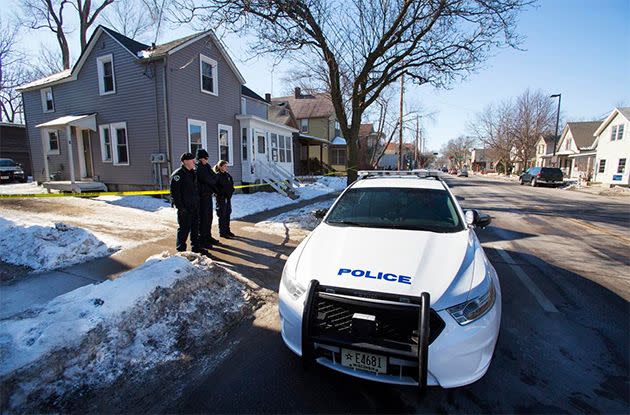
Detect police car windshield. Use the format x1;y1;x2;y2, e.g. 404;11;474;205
326;187;464;232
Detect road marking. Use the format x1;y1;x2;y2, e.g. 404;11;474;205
495;248;559;313
562;217;630;245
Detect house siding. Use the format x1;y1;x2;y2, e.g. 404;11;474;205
167;35;242;182
594;112;630;186
22;30;167;188
243;96;268;119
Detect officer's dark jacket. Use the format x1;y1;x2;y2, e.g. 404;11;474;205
196;162;218;196
215;171;234;198
170;166;200;210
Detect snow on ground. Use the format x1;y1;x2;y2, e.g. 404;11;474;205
0;218;114;271
0;182;47;195
0;252;259;412
96;195;174;219
243;199;335;238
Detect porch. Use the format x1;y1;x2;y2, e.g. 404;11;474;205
293;133;329;175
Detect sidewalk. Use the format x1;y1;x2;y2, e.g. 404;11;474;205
0;193;338;319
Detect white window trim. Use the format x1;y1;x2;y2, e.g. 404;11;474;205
199;54;218;96
300;118;309;133
111;121;129;166
99;124;112;162
44;128;60;155
41;87;55;113
97;54;116;96
218;123;234;166
187;118;208;154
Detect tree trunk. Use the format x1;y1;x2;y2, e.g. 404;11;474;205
58;31;70;69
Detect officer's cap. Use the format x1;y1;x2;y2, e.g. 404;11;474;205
180;152;195;161
196;149;209;159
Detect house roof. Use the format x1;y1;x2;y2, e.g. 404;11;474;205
593;107;630;137
241;85;268;104
18;25;246;91
271;93;335;119
384;142;416;153
564;121;601;149
268;101;298;129
359;123;374;137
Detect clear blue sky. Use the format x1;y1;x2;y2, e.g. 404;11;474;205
4;0;629;151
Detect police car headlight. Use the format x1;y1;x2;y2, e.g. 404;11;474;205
447;281;496;325
281;263;306;300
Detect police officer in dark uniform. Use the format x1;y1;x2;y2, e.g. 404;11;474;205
196;148;220;247
213;159;235;238
170;152;202;252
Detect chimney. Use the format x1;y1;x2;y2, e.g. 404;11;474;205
151;42;156;50
294;87;301;98
265;93;271;103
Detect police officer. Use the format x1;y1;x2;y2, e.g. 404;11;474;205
213;160;235;238
170;152;202;252
196;148;220;247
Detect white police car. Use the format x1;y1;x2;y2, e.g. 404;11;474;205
279;170;501;388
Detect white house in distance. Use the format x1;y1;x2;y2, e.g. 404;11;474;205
553;121;600;180
592;107;629;186
533;135;555;167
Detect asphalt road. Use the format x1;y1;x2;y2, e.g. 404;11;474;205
168;176;629;413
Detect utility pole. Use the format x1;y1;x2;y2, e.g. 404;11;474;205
414;115;419;168
550;93;561;166
398;74;404;170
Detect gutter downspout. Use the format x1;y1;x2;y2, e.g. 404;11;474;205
162;57;172;179
152;62;163;189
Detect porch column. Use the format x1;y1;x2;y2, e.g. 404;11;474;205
320;144;323;172
40;130;50;181
66;125;76;185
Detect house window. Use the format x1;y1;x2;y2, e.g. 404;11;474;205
188;119;207;156
618;158;626;174
257;133;266;153
334;120;341;137
565;138;571;150
241;127;248;161
270;133;278;162
598;159;606;173
46;129;60;155
241;97;247;114
278;135;286;162
200;54;218;95
617;125;624;141
218;124;233;165
99;124;112;162
97;54;116;95
41;87;54;112
111;122;129;165
331;147;347;165
285;135;292;163
300;118;308;133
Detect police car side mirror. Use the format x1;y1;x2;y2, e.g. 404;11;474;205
465;210;492;228
313;208;328;219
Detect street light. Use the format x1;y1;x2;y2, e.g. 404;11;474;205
550;94;561;158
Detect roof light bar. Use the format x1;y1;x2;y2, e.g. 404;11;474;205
357;169;443;180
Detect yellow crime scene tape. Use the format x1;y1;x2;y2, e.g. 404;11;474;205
0;170;350;199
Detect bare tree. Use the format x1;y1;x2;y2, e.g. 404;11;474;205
510;89;555;168
469;100;517;174
74;0;116;51
102;0;154;40
32;44;66;78
441;136;475;169
171;0;532;183
20;0;72;69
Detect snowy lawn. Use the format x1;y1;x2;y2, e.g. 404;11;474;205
0;182;47;195
0;252;261;412
0;218;115;271
244;199;335;238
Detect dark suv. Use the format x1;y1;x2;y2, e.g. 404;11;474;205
0;158;27;183
519;167;563;187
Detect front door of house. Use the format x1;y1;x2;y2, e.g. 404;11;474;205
255;130;268;164
80;129;93;178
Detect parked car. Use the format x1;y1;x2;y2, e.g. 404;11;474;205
457;169;469;177
519;167;563;187
0;158;27;183
448;168;458;175
441;167;448;173
279;170;501;389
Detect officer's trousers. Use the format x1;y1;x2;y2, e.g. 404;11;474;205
199;195;214;244
176;208;200;251
215;195;232;235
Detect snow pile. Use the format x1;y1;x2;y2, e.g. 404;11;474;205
296;176;347;199
0;252;258;412
599;185;630;197
96;195;174;218
0;219;114;271
245;200;334;238
0;182;47;195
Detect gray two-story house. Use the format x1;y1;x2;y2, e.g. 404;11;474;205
19;25;265;191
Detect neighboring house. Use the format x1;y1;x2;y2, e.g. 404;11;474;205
357;123;383;169
533;135;556;167
554;121;601;180
378;142;416;169
272;88;345;173
0;123;32;177
470;148;498;172
18;25;295;192
592;107;630;186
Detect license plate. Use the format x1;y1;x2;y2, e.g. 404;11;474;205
0;176;8;179
341;348;387;374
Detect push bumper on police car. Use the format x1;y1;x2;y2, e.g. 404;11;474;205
279;274;500;388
